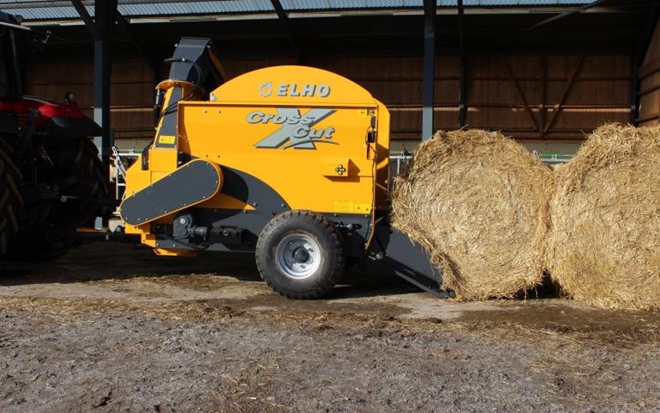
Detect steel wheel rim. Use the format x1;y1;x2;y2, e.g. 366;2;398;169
275;233;322;280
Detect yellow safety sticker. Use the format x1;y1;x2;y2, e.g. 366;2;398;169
333;201;372;213
158;135;176;145
333;201;354;213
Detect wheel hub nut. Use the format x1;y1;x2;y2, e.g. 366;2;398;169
293;247;309;262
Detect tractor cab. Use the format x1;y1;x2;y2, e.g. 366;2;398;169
0;11;25;102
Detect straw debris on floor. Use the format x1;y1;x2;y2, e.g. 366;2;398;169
547;123;660;310
391;129;553;300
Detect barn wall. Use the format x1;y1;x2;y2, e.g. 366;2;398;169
638;20;660;127
26;53;631;152
318;54;630;147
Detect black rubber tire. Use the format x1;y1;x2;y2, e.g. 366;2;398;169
47;138;109;228
4;222;76;261
255;210;345;299
0;143;22;255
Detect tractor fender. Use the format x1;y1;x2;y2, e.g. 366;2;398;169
39;115;102;145
0;96;103;143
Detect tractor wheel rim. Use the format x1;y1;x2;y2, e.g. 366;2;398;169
276;233;321;280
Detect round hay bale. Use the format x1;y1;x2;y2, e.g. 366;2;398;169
547;123;660;310
391;129;553;300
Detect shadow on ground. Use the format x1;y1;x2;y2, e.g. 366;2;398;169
0;242;421;300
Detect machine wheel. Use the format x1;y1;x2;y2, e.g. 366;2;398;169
47;138;109;228
256;210;345;299
0;144;22;255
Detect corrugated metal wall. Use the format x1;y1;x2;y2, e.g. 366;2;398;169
26;52;631;150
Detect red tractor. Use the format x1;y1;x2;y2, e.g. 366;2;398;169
0;11;108;259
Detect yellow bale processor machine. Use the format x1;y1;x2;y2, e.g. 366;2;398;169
120;38;443;299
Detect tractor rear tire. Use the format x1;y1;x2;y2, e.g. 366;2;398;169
47;138;109;228
0;144;22;255
256;210;345;299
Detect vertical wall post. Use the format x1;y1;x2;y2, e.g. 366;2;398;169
93;0;117;167
540;56;547;138
422;0;436;141
93;0;117;227
631;3;660;125
457;0;467;127
630;63;639;124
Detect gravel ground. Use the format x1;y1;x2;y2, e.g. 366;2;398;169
1;243;660;412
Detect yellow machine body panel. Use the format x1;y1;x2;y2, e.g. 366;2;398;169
178;65;390;214
122;64;391;249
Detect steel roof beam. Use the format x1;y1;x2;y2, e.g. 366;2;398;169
2;0;240;7
4;0;599;9
270;0;302;63
70;0;98;38
526;0;610;30
115;12;159;74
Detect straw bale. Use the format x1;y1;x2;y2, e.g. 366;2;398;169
547;123;660;310
391;129;553;300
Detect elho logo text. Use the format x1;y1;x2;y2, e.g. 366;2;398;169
258;82;331;98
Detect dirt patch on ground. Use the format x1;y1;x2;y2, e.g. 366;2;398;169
1;243;659;412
